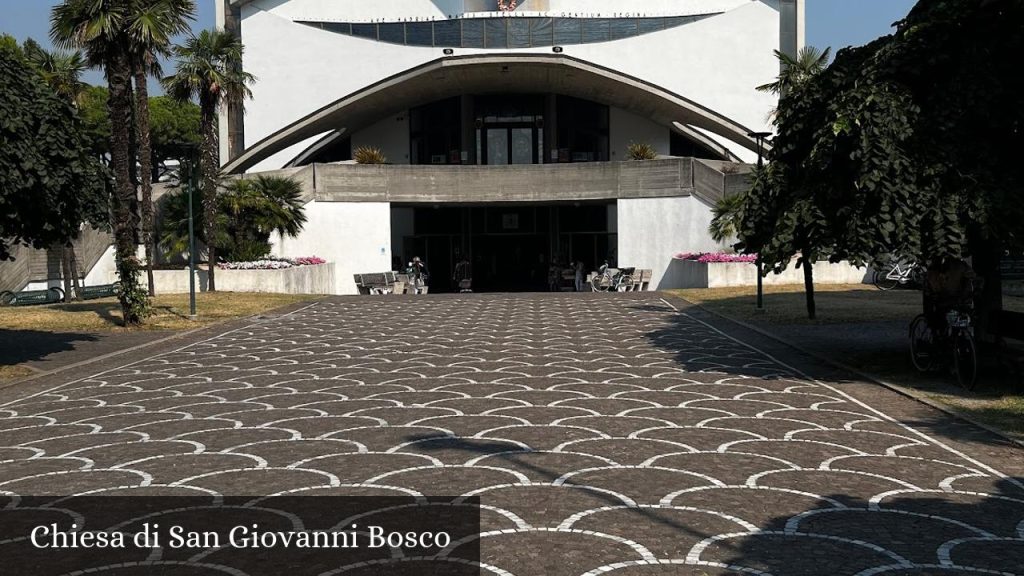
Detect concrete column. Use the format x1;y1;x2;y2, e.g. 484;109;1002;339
544;93;558;164
461;95;475;165
779;0;806;59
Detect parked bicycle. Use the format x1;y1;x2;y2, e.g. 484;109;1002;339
591;263;635;293
909;286;978;390
874;257;924;291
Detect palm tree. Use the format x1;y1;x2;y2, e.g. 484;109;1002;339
756;46;831;97
127;0;195;297
52;0;150;324
221;175;307;261
708;191;746;244
164;29;254;291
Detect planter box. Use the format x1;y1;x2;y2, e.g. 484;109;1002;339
152;263;335;295
662;259;869;289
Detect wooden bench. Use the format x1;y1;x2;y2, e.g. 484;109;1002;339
79;283;119;301
0;287;64;306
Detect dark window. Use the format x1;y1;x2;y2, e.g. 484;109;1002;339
409;97;463;166
509;19;530;48
351;23;377;40
638;18;665;34
434;19;461;47
530;18;553;46
581;19;610;44
379;22;405;44
406;22;433;46
553;18;581;45
322;22;351;35
609;19;637;40
485;18;507;48
462;19;484;48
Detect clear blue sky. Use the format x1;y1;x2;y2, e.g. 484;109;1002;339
0;0;916;92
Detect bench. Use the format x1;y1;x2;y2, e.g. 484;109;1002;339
0;287;65;306
79;283;119;301
1000;258;1024;280
354;272;399;295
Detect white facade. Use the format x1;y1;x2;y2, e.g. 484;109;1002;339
215;0;800;294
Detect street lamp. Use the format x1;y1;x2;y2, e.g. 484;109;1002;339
171;142;200;321
747;131;773;311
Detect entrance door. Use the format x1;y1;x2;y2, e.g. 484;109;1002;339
482;124;537;165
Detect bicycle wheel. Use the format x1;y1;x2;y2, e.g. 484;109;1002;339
874;267;900;291
909;314;937;373
953;329;978;391
591;274;611;292
0;291;13;306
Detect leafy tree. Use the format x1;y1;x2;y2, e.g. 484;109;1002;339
739;0;1024;322
164;29;255;291
52;0;150;324
0;41;107;262
149;95;200;176
159;175;306;262
78;85;112;157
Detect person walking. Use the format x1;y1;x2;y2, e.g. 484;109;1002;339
407;256;429;295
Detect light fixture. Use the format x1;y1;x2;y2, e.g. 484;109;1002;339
552;46;564;53
443;48;454;55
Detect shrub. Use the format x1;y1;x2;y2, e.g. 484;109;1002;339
219;256;326;270
354;145;387;164
626;142;657;161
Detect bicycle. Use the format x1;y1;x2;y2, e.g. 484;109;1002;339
591;264;635;293
909;307;978;390
874;258;924;291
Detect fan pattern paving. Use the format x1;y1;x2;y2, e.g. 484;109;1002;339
1;294;1022;575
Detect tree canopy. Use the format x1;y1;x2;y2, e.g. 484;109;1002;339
740;0;1024;276
0;39;107;260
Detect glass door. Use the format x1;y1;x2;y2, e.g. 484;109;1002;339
486;129;509;165
510;128;534;165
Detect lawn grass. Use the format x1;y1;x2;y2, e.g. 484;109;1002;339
665;283;1024;442
0;365;37;382
666;283;922;324
0;292;322;333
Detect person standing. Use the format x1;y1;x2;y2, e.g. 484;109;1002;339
407;257;429;295
575;261;585;292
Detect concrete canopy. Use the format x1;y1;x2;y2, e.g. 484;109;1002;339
223;53;766;174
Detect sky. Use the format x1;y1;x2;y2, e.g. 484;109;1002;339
0;0;916;92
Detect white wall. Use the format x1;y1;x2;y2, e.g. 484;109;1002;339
617;196;730;290
240;1;778;171
270;201;392;294
351;114;411;165
609;107;670;160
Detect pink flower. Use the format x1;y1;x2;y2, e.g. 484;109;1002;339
674;252;757;264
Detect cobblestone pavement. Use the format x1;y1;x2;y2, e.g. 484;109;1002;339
1;294;1022;575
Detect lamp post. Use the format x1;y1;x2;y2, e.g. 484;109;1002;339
172;143;200;321
747;131;773;311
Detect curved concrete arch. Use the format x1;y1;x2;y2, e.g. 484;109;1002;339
224;53;765;174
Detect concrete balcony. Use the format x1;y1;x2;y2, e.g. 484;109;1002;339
249;157;750;205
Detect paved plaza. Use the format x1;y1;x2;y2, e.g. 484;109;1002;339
1;293;1022;575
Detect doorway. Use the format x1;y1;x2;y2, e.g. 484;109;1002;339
483;124;539;165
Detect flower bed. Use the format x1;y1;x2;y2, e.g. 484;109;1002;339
674;252;757;264
219;256;326;270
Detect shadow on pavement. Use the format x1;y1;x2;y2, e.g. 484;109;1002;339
0;329;99;367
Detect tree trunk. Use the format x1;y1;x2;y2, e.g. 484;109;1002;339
970;233;1003;342
59;244;72;303
199;94;219;291
134;63;156;297
803;254;817;320
106;47;145;325
69;242;82;299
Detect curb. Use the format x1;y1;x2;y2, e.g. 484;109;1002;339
0;299;322;393
667;295;1024;451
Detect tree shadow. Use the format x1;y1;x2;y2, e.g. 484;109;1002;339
708;477;1024;575
640;298;1024;449
0;329;99;367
